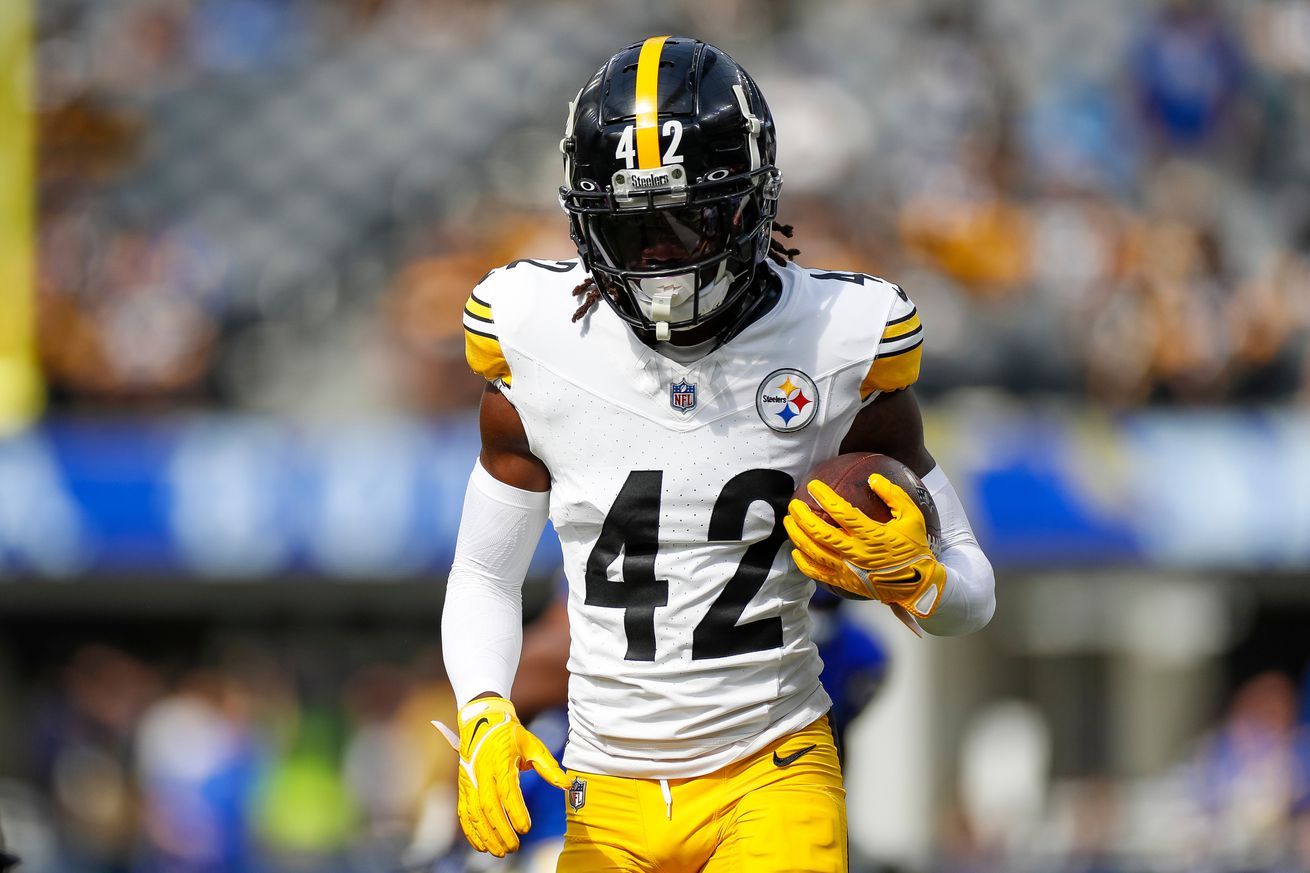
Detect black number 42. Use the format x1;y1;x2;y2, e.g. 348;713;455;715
584;469;794;661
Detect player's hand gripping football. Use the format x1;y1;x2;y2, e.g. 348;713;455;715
785;474;947;618
432;696;570;857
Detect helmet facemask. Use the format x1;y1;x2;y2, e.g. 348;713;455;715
581;187;769;340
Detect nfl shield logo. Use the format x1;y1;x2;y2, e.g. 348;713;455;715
670;380;697;413
568;777;587;811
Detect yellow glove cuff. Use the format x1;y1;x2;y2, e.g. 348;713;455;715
861;555;948;618
784;474;947;617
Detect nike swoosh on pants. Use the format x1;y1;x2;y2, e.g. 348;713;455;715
772;744;818;767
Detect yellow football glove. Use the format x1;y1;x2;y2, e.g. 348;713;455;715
432;696;570;857
784;473;948;619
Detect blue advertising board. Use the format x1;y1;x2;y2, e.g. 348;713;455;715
1;410;1308;578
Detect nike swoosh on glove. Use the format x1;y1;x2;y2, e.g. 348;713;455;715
784;473;948;619
432;696;570;857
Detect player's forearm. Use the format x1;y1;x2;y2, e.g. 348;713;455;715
441;461;549;706
917;466;996;636
442;574;523;706
918;540;995;635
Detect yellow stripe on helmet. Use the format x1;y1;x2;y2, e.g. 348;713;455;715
634;35;670;169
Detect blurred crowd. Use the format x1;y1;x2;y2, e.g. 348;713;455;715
0;588;889;873
1;638;461;873
935;669;1310;873
4;635;1310;873
30;0;1310;413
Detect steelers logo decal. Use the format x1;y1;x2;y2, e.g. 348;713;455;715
756;368;820;433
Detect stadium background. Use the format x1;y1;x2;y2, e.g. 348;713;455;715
2;0;1310;870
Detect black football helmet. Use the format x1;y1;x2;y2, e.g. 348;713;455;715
560;36;782;341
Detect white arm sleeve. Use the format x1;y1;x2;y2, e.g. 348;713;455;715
915;465;996;636
440;460;550;707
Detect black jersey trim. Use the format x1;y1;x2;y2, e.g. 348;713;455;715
884;307;919;327
875;337;923;359
463;324;500;341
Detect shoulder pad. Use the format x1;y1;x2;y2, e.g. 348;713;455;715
462;259;583;385
463;270;511;386
859;285;923;400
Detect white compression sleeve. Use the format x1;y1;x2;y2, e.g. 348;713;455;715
916;465;996;636
441;460;550;707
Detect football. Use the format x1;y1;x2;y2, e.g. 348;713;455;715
792;452;941;600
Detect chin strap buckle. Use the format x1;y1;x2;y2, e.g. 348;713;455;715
650;292;674;341
649;293;673;322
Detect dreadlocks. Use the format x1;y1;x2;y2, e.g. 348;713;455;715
571;276;603;323
768;222;799;266
569;221;800;323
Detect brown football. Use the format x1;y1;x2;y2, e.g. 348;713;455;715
792;452;940;600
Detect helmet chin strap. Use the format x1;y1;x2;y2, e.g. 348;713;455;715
636;273;696;342
634;262;734;342
649;291;675;341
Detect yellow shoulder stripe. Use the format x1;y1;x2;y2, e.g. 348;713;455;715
463;290;509;384
861;343;922;399
465;329;511;386
881;312;921;342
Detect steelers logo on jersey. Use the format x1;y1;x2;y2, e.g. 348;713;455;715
756;368;819;432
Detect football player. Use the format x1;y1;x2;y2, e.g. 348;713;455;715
436;36;996;872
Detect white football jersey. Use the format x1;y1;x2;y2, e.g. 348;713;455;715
463;258;923;778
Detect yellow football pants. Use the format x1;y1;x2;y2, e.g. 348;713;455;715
557;716;847;872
